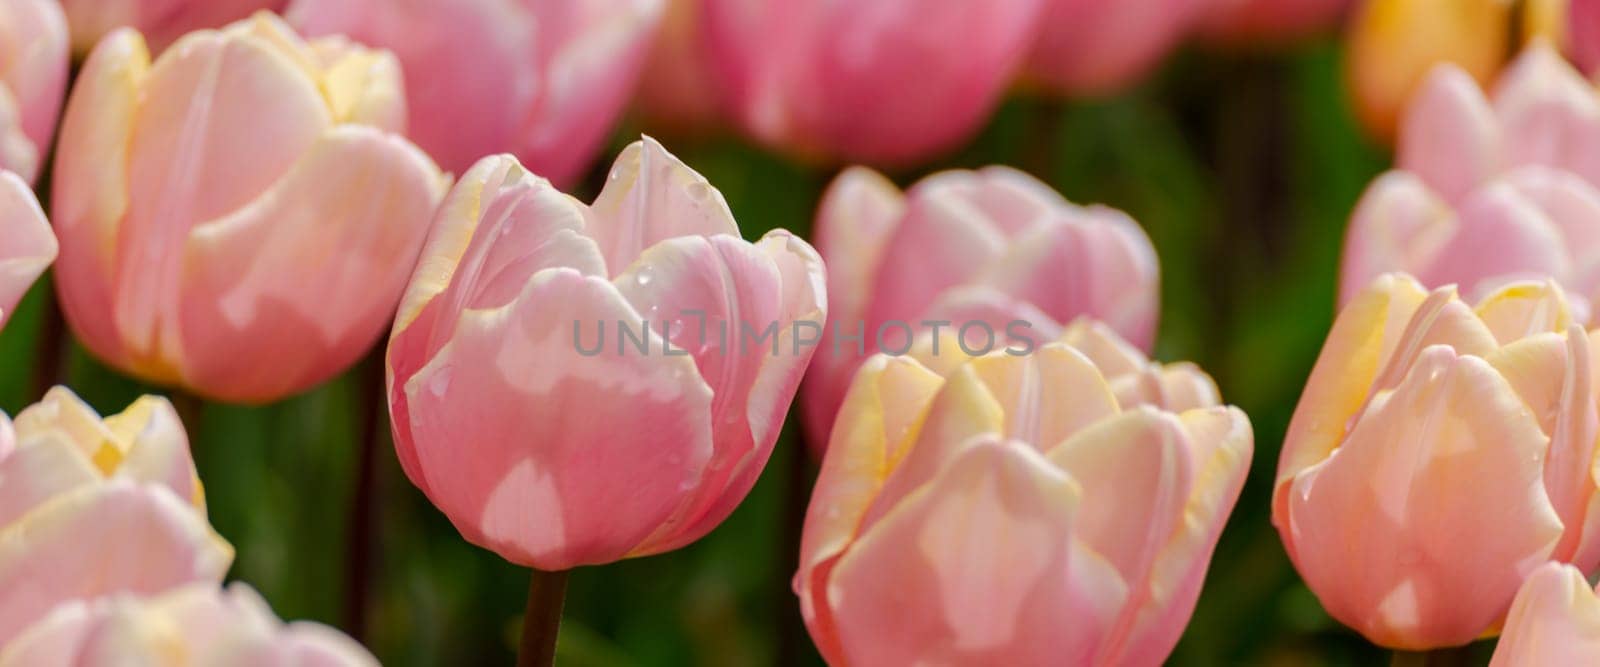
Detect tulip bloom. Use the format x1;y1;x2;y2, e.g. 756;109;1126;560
635;0;723;134
699;0;1043;165
0;582;374;666
1197;0;1349;44
288;0;663;183
0;0;67;183
57;0;280;54
1276;274;1600;649
1342;46;1600;312
0;171;56;329
51;14;447;403
0;387;231;645
1575;0;1600;73
1489;562;1600;665
801;166;1158;453
1025;0;1203;95
796;322;1252;666
387;138;826;570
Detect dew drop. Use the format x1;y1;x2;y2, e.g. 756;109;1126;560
636;271;653;287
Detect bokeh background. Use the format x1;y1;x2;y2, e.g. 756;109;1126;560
2;34;1429;667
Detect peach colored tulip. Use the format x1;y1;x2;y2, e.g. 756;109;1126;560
288;0;663;183
796;322;1252;666
1342;46;1600;313
0;582;375;666
1197;0;1349;44
51;14;448;403
699;0;1044;165
0;171;56;329
1025;0;1205;95
57;0;281;54
1276;274;1600;649
0;0;67;183
387;137;826;570
1489;562;1600;666
1345;0;1511;141
635;0;723;134
0;387;231;646
800;166;1158;453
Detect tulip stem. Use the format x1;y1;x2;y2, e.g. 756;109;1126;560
29;278;65;399
1389;645;1476;666
342;349;387;640
517;568;569;667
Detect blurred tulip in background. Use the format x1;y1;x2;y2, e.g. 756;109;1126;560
1276;275;1600;649
1488;562;1600;666
1025;0;1205;95
387;137;825;570
0;582;376;666
57;0;281;54
635;0;724;135
801;166;1158;453
1574;0;1600;72
1197;0;1350;44
1342;46;1600;312
796;323;1251;665
698;0;1043;165
0;0;67;183
50;14;447;403
0;388;231;645
0;171;54;329
288;0;664;184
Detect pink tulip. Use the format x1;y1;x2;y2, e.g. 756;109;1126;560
50;14;448;403
635;0;724;134
1276;274;1600;649
0;582;375;666
387;137;826;570
699;0;1044;165
801;166;1158;453
796;322;1252;666
0;171;56;329
0;387;231;646
1342;45;1600;313
1025;0;1205;95
57;0;281;54
1489;562;1600;666
287;0;664;183
0;0;67;183
1197;0;1350;44
1573;0;1600;74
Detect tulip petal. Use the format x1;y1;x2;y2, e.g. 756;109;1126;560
1398;65;1502;203
1502;167;1600;304
1489;563;1600;666
1415;183;1572;300
0;431;99;528
0;171;55;328
586;137;740;275
1285;346;1562;648
1340;172;1453;306
401;268;713;569
829;438;1119;666
1493;42;1600;188
1472;280;1574;345
865;173;1011;331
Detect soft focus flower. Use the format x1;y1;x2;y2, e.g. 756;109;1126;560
0;582;375;666
801;166;1158;453
51;14;448;403
795;322;1251;666
699;0;1043;165
58;0;281;55
288;0;663;182
635;0;723;135
387;137;826;570
0;0;67;183
1342;47;1600;311
1575;0;1600;73
1025;0;1204;95
0;387;231;646
1197;0;1350;44
0;171;56;329
1489;562;1600;666
1276;274;1600;649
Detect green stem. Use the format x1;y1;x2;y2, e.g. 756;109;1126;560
516;568;569;667
1390;645;1476;667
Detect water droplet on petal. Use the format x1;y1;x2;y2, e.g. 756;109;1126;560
636;271;653;287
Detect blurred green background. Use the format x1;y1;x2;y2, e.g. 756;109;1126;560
0;37;1463;666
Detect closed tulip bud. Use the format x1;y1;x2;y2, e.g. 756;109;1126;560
1277;274;1600;649
51;13;448;403
796;323;1252;666
1345;0;1510;141
288;0;664;183
0;0;67;183
1342;46;1600;312
699;0;1044;165
0;387;231;646
0;171;56;329
1025;0;1205;95
1489;562;1600;666
1197;0;1351;45
801;166;1158;454
387;138;826;570
57;0;281;55
0;582;375;666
